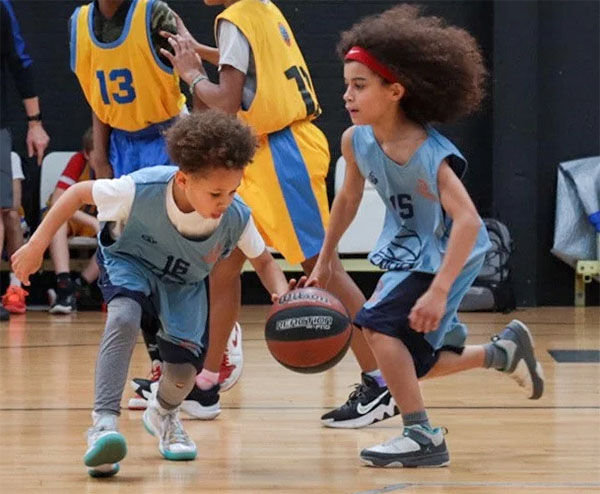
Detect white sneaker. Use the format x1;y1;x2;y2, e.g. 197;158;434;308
360;424;449;468
143;397;197;461
84;412;127;477
219;322;243;392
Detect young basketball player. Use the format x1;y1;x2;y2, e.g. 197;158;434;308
150;0;399;429
69;0;184;179
308;5;545;467
11;110;301;477
71;0;244;403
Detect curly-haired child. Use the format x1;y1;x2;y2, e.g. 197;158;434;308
309;5;544;468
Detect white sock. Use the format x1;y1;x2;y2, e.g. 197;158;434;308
9;272;21;287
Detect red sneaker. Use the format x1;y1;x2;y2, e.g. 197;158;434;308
1;285;28;314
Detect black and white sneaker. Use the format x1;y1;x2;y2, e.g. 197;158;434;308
360;424;450;468
491;319;545;399
131;379;221;420
48;284;77;314
321;373;399;428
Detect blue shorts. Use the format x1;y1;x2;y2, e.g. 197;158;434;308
96;247;209;358
109;118;177;178
354;258;483;377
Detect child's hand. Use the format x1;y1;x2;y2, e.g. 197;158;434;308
271;276;318;303
160;34;204;85
408;286;448;333
306;258;331;289
11;243;44;286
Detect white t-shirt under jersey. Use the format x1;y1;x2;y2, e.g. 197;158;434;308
91;175;265;259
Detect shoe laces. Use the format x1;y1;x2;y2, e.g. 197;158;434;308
164;412;191;446
344;382;369;405
149;362;162;382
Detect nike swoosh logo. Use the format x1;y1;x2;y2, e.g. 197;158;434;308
356;390;389;415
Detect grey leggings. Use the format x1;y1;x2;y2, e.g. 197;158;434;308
93;296;197;415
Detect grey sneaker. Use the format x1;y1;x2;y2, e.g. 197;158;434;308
143;397;197;461
491;319;545;399
360;424;450;468
84;412;127;477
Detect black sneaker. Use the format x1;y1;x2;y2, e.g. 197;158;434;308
49;280;77;314
0;304;9;321
130;379;221;420
321;373;399;429
75;276;102;311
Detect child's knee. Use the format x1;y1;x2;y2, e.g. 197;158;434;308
157;362;197;409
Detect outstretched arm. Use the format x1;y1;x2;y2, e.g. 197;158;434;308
248;249;290;301
308;127;365;287
11;181;95;284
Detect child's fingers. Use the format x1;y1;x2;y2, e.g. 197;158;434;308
159;29;174;39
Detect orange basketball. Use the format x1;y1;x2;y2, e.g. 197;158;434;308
265;287;352;373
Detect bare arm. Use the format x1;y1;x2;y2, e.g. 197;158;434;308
11;181;95;284
248;249;289;299
431;161;481;293
408;161;482;333
50;188;99;232
91;113;113;178
308;127;364;286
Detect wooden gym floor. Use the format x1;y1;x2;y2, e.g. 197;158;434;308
0;306;598;493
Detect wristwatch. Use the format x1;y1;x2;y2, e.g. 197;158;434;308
26;113;42;122
189;74;208;96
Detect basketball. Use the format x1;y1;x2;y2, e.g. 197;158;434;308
265;287;352;373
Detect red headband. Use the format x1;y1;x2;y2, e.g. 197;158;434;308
344;46;399;83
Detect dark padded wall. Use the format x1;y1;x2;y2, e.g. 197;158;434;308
2;1;597;305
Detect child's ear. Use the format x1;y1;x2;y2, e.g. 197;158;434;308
174;170;188;188
83;150;90;160
389;82;406;102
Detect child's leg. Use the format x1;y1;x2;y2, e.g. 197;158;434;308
423;346;485;378
142;341;200;461
94;297;142;414
85;296;141;477
314;255;401;429
360;327;449;468
426;320;544;399
363;328;424;415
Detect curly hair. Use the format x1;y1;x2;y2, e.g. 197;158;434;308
337;4;487;124
165;110;257;175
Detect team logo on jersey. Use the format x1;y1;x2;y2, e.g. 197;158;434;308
202;242;224;264
278;22;291;46
367;171;379;185
370;226;423;271
417;178;438;202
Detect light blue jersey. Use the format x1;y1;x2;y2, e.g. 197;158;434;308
97;166;250;352
352;126;492;352
352;125;491;273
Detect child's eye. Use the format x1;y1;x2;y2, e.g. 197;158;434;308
210;192;221;198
